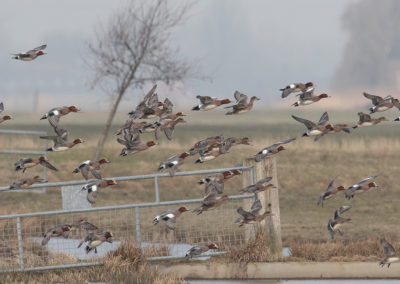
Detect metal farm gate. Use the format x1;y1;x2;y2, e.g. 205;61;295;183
0;165;273;272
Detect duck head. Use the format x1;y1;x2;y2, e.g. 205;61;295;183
73;138;85;144
68;105;79;112
208;243;219;249
99;158;111;164
146;141;157;147
178;206;190;212
106;180;117;186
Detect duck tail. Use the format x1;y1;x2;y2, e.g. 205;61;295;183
291;102;299;107
194;158;202;164
85;245;92;254
225;111;233;115
40;114;47;120
342;128;351;133
317;196;323;207
352;125;358;129
192;105;200;111
72;168;80;173
152;216;160;225
46;148;53;152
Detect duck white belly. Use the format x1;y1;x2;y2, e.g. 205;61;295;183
203;104;217;111
300;100;314;106
387;257;400;264
309;129;322;136
201;155;216;162
88;240;103;248
24;162;37;168
375;106;390;112
360;122;373;127
53;146;69;151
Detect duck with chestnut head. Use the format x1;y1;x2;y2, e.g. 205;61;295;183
152;206;190;230
72;158;111;180
12;44;47;61
225;91;260;115
185;243;219;259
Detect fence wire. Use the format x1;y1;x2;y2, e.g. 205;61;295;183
0;194;253;272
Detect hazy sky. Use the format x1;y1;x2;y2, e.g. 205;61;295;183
0;0;351;110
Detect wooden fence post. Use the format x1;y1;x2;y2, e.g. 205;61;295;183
242;157;282;259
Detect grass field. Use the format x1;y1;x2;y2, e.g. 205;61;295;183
1;108;400;246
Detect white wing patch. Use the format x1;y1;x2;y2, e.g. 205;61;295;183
164;213;174;219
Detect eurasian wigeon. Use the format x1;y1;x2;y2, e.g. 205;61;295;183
363;92;399;113
327;205;352;240
78;232;113;254
40;126;85;152
188;136;223;156
128;85;160;119
254;138;296;162
239;177;275;194
193;193;228;215
152;206;190;230
139;98;173;119
158;152;189;177
344;174;379;199
194;140;233;163
326;124;351;134
192;96;231;111
41;224;71;245
317;177;345;207
292;112;333;141
235;200;274;227
280;82;314;98
155;117;186;140
41;106;79;128
9;176;46;190
379;239;400;268
140;122;162;134
160;112;186;122
353;112;387;128
0;102;12;123
118;133;157;156
114;120;148;136
72;158;110;180
225;91;260;115
291;92;329;107
14;156;58;173
199;170;241;195
185;243;219;259
82;179;117;204
12;44;47;61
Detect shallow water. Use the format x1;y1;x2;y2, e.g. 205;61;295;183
32;237;291;260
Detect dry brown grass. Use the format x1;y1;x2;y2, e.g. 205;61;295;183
286;238;384;262
222;230;274;263
2;243;185;284
1;110;400;267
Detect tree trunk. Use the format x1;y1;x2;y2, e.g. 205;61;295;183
93;91;125;160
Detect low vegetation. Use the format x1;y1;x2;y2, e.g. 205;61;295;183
2;243;184;284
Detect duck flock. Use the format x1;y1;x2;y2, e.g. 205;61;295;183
4;45;400;264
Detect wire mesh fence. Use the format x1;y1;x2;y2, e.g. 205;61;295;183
0;166;256;272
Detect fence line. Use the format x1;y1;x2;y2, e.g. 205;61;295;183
0;164;261;272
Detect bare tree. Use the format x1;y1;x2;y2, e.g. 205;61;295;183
88;0;195;159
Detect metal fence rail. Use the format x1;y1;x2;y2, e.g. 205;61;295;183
0;166;256;272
